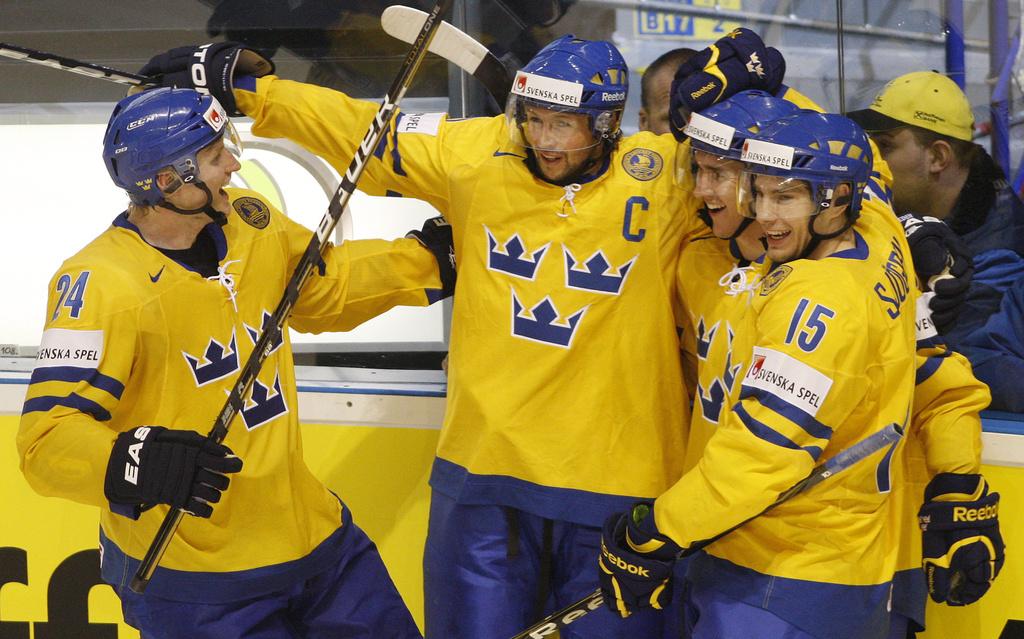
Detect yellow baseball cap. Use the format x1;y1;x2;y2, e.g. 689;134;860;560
848;71;974;141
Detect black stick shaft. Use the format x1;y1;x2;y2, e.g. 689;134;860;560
0;42;151;86
509;423;904;638
128;0;452;593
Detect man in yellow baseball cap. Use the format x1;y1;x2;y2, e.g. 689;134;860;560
851;70;1024;414
848;71;976;218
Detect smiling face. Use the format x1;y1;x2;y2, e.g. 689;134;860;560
692;149;747;239
747;173;852;263
749;174;818;263
160;136;241;214
522;105;602;182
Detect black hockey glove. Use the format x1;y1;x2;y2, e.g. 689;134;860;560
899;213;974;333
669;28;786;140
919;473;1004;606
139;42;274;116
599;503;680;619
406;216;457;299
104;426;243;518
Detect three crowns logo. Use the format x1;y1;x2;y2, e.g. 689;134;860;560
487;227;549;280
563;248;635;295
511;291;588;349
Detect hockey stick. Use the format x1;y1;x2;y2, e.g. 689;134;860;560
0;42;154;87
380;5;512;106
127;0;452;593
510;422;905;639
1;9;513;109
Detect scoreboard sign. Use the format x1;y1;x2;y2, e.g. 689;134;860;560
635;0;742;40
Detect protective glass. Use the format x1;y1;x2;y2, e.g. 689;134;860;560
737;170;821;220
506;96;608;152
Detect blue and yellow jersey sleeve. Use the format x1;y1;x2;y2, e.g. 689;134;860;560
18;259;139;508
237;76;486;219
911;344;987;475
271;198;444;332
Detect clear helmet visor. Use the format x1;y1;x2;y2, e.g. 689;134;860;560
506;95;613;153
222;119;243;160
161;122;243;196
737;170;833;220
689;147;744;199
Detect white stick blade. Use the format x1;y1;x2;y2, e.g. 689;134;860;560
381;5;487;73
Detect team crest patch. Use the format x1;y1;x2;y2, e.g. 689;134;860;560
621;148;663;181
233;197;271;229
759;264;792;296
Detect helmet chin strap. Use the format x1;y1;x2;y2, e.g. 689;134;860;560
158;181;227;226
796;194;856;260
699;207;754;240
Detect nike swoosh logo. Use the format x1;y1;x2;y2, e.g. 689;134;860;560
149;266;165;283
493;150;525;158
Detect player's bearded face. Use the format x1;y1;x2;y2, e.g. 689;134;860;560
693;150;745;238
751;175;817;263
523;106;602;182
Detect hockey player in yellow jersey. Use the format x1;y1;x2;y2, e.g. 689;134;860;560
134;28;792;637
600;112;921;638
673;91;1001;635
674;91;803;467
17;88;456;638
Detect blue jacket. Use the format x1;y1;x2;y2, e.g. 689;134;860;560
962;274;1024;411
944;153;1024;412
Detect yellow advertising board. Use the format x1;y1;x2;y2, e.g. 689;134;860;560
0;416;438;638
2;411;1021;637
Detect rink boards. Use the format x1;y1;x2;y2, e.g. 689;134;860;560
0;376;1021;638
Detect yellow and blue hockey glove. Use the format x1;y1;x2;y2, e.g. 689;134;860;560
139;43;274;116
669;28;785;139
918;473;1004;605
598;503;680;618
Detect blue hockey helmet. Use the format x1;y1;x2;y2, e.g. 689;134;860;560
678;91;801;236
737;111;872;221
506;35;628;152
102;87;240;206
684;90;802;160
